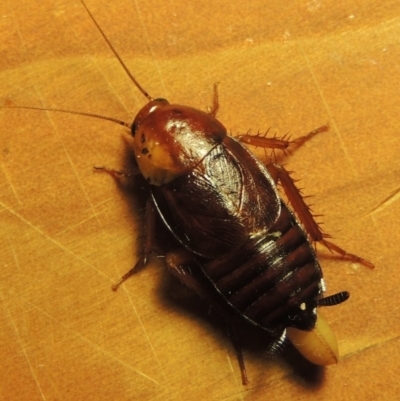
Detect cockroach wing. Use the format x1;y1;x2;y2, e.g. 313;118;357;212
151;136;281;258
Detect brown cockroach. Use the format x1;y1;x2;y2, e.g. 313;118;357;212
4;0;373;385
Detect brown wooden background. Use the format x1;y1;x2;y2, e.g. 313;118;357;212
1;0;399;399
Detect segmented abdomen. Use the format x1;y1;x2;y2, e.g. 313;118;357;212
201;202;323;332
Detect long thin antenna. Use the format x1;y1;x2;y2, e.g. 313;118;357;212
80;0;153;102
3;103;131;128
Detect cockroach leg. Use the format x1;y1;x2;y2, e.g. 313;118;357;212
165;249;218;304
226;321;249;385
94;165;140;178
267;162;374;268
239;126;373;268
267;162;324;242
239;125;329;154
95;163;156;290
319;239;374;268
207;83;220;118
112;198;157;291
290;124;330;148
165;249;249;385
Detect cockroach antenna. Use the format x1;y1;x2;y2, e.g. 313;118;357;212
79;0;153;101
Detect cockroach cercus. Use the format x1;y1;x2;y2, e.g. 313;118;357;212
3;0;373;385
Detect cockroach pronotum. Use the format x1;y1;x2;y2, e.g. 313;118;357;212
3;0;373;385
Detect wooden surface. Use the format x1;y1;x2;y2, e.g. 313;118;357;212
1;0;399;399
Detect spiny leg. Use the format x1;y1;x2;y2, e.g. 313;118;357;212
165;249;249;385
239;125;328;240
267;162;374;268
240;126;373;268
239;124;329;156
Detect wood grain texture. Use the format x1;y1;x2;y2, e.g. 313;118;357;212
1;0;399;399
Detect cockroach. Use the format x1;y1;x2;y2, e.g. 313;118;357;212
4;0;373;385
